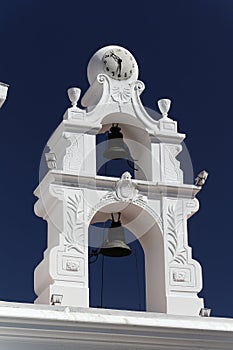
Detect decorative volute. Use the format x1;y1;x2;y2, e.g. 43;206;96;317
34;45;206;317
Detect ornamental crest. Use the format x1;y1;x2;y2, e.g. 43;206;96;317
115;172;138;201
111;86;131;103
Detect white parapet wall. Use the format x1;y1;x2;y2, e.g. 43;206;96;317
0;302;232;350
0;82;9;108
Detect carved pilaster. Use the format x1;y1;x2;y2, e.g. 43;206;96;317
34;185;88;307
164;198;203;294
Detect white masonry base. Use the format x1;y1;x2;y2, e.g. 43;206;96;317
34;285;89;308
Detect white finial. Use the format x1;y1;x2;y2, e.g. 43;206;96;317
158;98;171;118
67;87;81;107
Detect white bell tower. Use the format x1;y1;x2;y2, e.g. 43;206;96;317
34;45;205;316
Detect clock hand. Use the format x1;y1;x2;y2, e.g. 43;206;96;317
110;52;123;65
117;58;122;75
109;52;122;76
110;52;120;62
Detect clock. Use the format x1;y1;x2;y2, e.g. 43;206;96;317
103;48;135;80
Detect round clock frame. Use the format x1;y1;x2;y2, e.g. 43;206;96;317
103;48;135;81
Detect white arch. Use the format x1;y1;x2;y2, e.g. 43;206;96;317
88;200;166;313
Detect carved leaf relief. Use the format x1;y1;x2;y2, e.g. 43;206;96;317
164;145;182;182
64;193;84;254
63;135;82;173
167;205;187;264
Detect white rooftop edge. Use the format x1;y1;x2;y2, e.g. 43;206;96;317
0;301;232;331
0;302;232;349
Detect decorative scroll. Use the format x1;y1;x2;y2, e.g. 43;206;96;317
50;186;64;199
134;80;145;94
185;198;199;219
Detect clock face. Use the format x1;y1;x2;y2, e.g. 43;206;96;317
103;48;135;80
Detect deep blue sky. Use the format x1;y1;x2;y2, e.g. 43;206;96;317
0;0;232;317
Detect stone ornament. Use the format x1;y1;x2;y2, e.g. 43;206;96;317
67;87;81;107
195;170;208;186
111;86;132;103
163;144;183;183
64;192;84;254
63;134;82;173
97;172;145;206
115;172;138;202
158;98;171;118
167;204;187;264
45;153;57;169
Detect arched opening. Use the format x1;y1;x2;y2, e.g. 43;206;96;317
88;201;166;313
95;113;152;181
89;221;145;311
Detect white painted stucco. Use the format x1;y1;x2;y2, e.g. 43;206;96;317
34;46;206;316
0;302;232;350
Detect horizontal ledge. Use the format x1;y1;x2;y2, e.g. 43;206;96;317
0;302;232;334
34;171;200;198
0;301;232;350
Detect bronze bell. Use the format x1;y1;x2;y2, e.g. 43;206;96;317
100;213;132;257
103;124;134;161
